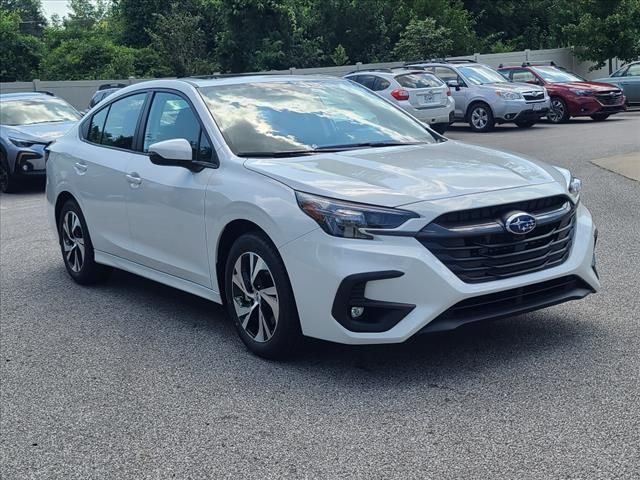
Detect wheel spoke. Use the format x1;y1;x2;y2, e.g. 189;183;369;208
259;286;278;321
255;307;266;342
251;256;267;284
232;269;250;296
240;302;258;329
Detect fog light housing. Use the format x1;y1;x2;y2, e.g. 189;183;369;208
350;306;365;318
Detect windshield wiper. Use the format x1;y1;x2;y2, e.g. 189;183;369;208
236;141;427;158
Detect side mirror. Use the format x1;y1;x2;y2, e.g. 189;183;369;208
148;138;193;168
446;80;461;90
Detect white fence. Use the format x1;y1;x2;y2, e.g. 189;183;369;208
0;47;623;110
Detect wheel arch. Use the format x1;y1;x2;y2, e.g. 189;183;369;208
215;219;272;301
54;191;78;231
465;99;494;122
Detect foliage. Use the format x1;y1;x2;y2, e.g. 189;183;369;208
393;17;453;61
1;0;639;81
0;8;44;81
564;0;640;71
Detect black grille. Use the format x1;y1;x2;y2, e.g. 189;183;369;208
420;275;594;333
523;91;545;102
417;196;576;283
596;91;623;105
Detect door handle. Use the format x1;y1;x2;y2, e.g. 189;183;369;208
126;173;142;186
74;161;87;174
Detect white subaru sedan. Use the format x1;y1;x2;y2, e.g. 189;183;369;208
46;76;599;359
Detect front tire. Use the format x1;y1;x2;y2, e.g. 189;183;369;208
431;122;448;134
548;97;569;123
591;113;610;121
224;232;303;359
58;199;112;284
467;103;495;132
0;154;20;193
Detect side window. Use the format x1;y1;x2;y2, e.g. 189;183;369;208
101;93;146;150
511;69;538;83
627;64;640;77
373;77;390;91
434;67;458;83
87;107;108;143
357;75;377;90
143;92;210;161
198;131;213;162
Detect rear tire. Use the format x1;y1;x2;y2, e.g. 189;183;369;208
224;232;303;359
515;120;536;128
467;103;495;132
590;113;610;121
548;97;569;123
431;122;448;134
58;199;112;285
0;154;20;193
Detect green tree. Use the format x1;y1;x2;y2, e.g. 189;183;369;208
564;0;640;72
147;4;215;76
331;44;349;65
0;8;44;81
393;17;453;61
0;0;46;35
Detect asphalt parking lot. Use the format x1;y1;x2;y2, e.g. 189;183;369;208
2;112;639;479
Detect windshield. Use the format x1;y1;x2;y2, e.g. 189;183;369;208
199;80;436;156
457;65;508;85
532;67;586;83
0;97;80;126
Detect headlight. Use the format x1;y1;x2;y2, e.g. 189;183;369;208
553;166;581;203
495;90;522;100
296;192;419;239
8;137;46;148
570;89;593;96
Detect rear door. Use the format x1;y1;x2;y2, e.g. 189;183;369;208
432;66;467;118
75;92;148;258
125;90;215;287
395;73;447;109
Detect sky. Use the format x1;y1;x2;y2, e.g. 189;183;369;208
42;0;70;20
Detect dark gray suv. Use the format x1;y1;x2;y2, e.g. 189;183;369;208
0;92;80;193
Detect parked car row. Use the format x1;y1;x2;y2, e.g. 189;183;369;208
346;59;634;132
1;61;637;193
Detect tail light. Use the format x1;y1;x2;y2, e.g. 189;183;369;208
447;88;451;96
390;89;410;101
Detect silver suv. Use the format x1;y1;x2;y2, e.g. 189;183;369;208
344;69;455;134
407;60;550;132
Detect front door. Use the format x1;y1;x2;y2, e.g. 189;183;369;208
125;91;216;287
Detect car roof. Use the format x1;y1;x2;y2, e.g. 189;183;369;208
0;92;58;100
345;69;436;78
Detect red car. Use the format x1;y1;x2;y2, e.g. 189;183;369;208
498;64;627;123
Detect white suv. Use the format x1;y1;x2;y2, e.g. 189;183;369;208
46;76;599;359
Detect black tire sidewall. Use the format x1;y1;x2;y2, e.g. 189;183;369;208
58;199;110;284
0;154;16;193
224;233;302;359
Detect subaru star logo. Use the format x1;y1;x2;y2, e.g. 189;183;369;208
504;212;537;235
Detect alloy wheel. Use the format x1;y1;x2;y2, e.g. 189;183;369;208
62;211;85;273
231;252;279;343
548;99;565;123
471;107;489;129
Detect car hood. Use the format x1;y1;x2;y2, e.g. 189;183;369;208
244;141;560;207
482;82;545;93
552;81;621;92
2;120;78;143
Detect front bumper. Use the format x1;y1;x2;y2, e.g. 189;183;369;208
566;95;627;117
279;194;598;345
494;98;551;123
